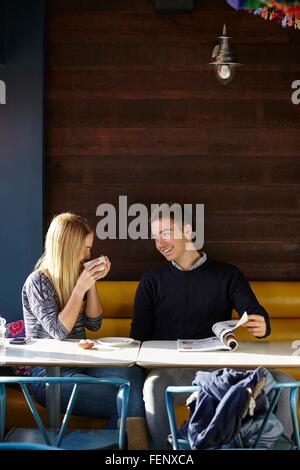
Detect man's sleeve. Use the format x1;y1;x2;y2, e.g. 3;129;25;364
130;275;156;341
229;267;271;338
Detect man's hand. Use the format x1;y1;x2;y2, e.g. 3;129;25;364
242;314;266;338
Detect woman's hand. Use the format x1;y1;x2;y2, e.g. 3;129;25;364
84;257;110;317
242;314;266;338
76;260;104;294
95;256;111;280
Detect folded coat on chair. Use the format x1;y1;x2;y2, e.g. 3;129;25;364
185;367;283;450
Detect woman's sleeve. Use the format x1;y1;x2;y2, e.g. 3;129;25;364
25;272;70;340
83;314;103;331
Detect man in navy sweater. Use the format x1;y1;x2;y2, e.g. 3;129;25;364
130;206;293;449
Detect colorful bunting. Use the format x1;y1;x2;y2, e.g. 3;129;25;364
227;0;300;28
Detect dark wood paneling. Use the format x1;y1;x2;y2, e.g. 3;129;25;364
46;184;300;214
46;0;300;281
208;128;300;157
47;0;156;14
48;70;298;100
47;0;234;14
48;128;300;157
48;43;300;71
47;154;300;184
47;99;300;128
47;11;290;44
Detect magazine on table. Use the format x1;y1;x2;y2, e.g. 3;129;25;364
177;311;248;352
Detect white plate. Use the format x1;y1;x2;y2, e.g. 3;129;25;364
97;337;135;347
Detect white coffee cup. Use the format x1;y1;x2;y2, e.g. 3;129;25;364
83;256;106;271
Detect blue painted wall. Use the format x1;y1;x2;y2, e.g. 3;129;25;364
0;0;44;322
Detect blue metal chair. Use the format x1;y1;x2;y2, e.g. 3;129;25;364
0;376;130;450
0;442;62;450
166;382;300;450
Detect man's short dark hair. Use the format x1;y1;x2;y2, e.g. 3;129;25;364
150;202;196;235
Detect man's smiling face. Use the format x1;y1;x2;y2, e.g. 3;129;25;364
151;217;187;262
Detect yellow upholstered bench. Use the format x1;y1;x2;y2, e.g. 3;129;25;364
93;281;300;426
4;280;300;430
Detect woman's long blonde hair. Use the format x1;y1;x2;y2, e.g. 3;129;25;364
35;213;92;309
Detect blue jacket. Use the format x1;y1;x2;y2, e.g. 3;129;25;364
186;367;283;449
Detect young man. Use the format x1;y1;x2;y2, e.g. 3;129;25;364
130;206;293;449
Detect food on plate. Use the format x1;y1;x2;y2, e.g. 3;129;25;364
78;339;94;349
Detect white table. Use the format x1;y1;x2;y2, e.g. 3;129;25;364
0;338;140;367
0;338;141;428
136;341;300;368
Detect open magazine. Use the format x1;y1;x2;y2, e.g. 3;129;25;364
177;311;248;352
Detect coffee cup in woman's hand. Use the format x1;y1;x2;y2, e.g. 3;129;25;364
96;256;111;281
83;256;106;271
83;255;111;281
95;256;111;280
76;261;103;293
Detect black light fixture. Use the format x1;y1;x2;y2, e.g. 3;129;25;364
210;24;241;85
154;0;194;14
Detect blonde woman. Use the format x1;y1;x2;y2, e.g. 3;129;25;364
22;213;146;444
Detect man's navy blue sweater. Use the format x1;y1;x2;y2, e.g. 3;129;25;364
130;258;271;341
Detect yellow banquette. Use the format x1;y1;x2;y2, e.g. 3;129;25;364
3;281;300;431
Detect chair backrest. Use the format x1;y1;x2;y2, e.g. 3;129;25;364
0;442;61;450
0;376;130;449
165;382;300;450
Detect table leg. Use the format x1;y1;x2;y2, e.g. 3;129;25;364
46;366;60;429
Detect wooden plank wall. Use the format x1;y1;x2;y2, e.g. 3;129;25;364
46;0;300;280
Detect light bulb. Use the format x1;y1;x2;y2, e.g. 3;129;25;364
219;65;230;79
215;64;236;85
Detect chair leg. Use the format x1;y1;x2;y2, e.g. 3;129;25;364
122;417;150;450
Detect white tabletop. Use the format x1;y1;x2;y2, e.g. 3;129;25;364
0;338;141;367
136;341;300;368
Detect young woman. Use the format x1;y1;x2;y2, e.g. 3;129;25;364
22;213;147;446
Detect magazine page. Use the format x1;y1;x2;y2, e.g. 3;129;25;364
212;311;248;344
177;311;248;352
177;336;231;352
